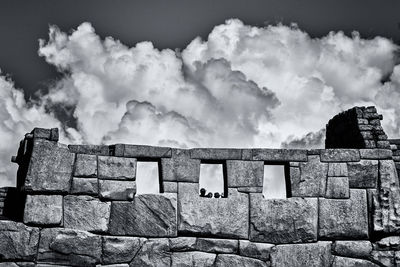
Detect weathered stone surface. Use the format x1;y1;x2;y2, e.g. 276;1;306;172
99;180;136;200
130;238;170;267
239;240;274;261
215;254;268;267
237;187;263;193
124;144;171;158
375;236;400;250
241;149;252;160
68;145;109;155
38;228;102;266
291;155;327;197
325;176;350;199
102;236;146;264
252;149;307;161
320;149;360;162
171;252;216;267
250;194;318;244
109;194;177;237
163;182;178;193
169;237;197;252
64;195;111;232
71;177;98;195
23;195;62;225
32;127;51;139
360;149;392;159
0;220;39;261
178;183;249;239
333;241;372;258
162;149;200;182
270;242;332;267
328;163;348;177
226;160;263;187
98;156;136;180
190;148;242;160
97;264;129;267
74;154;97;177
332;256;379;267
195;238;238;254
319;189;369;239
347;160;378;188
25;139;74;192
371;250;394;267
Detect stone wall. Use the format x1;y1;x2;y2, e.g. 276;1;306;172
1;106;400;266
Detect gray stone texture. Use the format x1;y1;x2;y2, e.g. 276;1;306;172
23;195;63;225
190;148;242;160
347;160;378;188
375;236;400;250
360;149;392;159
64;195;111;232
123;144;171;158
226;160;263;187
163;182;178;193
250;194;318;244
239;240;274;261
291;155;327;197
371;250;394;267
332;256;379;267
319;189;369;239
178;183;249;239
237;187;263;193
129;238;170;267
195;238;238;254
333;240;372;258
74;154;97;177
99;180;136;200
98;156;136;180
102;236;146;264
68;145;109;155
270;242;332;267
252;149;307;161
38;228;102;266
25;139;74;192
325;176;350;199
320;149;360;162
162;149;200;182
171;252;216;267
328;163;348;176
109;193;177;237
71;177;98;195
215;254;268;267
0;220;39;261
169;237;197;252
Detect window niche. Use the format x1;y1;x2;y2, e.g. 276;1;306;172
263;163;290;199
135;160;162;194
198;161;227;198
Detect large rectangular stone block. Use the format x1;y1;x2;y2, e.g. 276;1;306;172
226;160;263;187
68;145;109;155
98;156;136;180
123;144;171;158
162;149;200;182
190;148;242;160
71;177;98;195
252;149;307;161
25;139;74;192
178;183;249;239
249;195;318;244
320;149;360;162
171;252;217;267
109;193;177;237
74;154;97;177
23;195;63;225
239;240;274;261
319;189;369;239
99;180;136;200
347;160;378;188
360;149;392;159
102;236;146;264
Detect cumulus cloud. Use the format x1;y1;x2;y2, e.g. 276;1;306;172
1;19;400;189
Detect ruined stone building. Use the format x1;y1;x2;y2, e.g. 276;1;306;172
0;106;400;266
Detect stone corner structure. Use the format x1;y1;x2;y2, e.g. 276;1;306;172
1;106;400;266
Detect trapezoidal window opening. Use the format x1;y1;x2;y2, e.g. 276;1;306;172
136;160;162;195
199;161;227;198
263;162;289;199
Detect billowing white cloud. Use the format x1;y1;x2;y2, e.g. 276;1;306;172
0;19;399;189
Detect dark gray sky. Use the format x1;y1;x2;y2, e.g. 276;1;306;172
0;0;399;97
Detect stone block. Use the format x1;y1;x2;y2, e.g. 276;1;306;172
237;187;263;193
102;236;146;264
347;160;378;188
38;228;101;266
215;254;268;267
130;238;170;267
291;155;327;197
270;242;332;267
195;238;238;254
333;240;372;258
319;189;369;239
32;127;51;139
123;144;171;158
226;160;263;187
171;252;216;267
241;149;252;160
371;251;394;267
109;194;177;237
0;220;39;261
25;139;74;192
68;145;109;155
289;162;300;167
377;141;391;149
163;182;178;193
162;149;200;182
252;149;307;161
328;163;348;176
320;149;360;162
64;195;111;232
249;194;318;244
74;154;97;177
332;256;379;267
98;156;136;180
99;180;136;200
71;177;98;195
23;195;63;225
169;237;197;252
178;183;249;239
239;240;274;261
325;177;350;199
190;148;242;160
375;236;400;250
